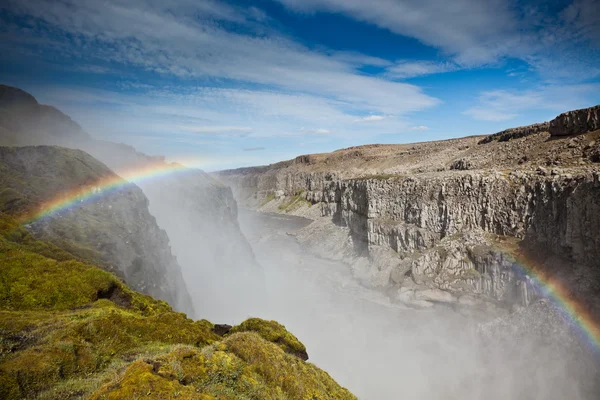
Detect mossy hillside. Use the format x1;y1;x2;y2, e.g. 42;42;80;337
229;318;308;360
91;333;356;400
0;212;355;399
0;212;218;399
0;146;112;217
0;145;195;313
0;146;134;271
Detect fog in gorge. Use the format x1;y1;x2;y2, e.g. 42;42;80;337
135;185;599;400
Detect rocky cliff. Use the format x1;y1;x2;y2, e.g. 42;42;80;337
0;145;194;315
218;105;600;313
550;105;600;136
0;84;261;319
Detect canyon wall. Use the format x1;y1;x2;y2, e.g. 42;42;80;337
218;106;600;311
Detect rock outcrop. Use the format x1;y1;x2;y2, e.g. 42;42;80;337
479;122;549;144
549;105;600;136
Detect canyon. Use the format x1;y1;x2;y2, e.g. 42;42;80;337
0;85;355;399
1;83;599;399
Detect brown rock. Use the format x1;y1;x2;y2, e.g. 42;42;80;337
549;105;600;136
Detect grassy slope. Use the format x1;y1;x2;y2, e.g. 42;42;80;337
0;212;356;399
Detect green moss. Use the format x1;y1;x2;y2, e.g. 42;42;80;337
461;268;481;280
259;192;275;207
0;212;217;399
90;333;356;400
277;193;311;213
229;318;308;360
435;246;448;260
0;243;117;311
470;244;491;259
0;210;355;399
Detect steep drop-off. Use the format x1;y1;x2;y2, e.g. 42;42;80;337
218;105;600;313
0;211;355;400
0;84;261;319
0;145;194;315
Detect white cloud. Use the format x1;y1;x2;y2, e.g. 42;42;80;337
276;0;600;80
387;61;458;79
353;115;385;123
463;108;518;122
177;126;253;134
276;0;517;66
1;0;439;116
409;125;429;131
463;84;600;121
300;127;331;135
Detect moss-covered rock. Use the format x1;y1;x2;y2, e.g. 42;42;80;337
229;318;309;361
0;212;355;399
91;333;356;400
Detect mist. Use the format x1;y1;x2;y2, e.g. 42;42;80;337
134;183;599;400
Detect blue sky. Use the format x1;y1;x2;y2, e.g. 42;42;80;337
1;0;599;170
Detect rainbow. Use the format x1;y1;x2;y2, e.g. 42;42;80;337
16;161;600;357
508;249;600;357
19;162;193;224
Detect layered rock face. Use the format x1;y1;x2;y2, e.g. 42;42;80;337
550;105;600;136
319;171;600;304
0;146;194;314
218;105;600;312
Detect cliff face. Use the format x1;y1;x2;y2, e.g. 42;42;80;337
0;84;260;318
0;146;194;315
218;105;600;311
550;105;600;136
318;171;600;305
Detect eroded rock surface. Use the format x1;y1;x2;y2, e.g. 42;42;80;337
549;105;600;136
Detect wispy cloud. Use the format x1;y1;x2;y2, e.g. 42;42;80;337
276;0;600;80
0;0;438;116
178;126;253;135
243;146;265;151
387;61;458;79
300;127;331;135
463;84;600;121
409;125;429;131
353;115;385;123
